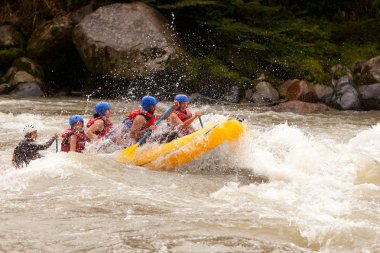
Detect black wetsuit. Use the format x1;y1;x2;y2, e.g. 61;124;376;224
13;137;57;168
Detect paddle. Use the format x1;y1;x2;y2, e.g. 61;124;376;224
199;115;204;128
116;103;175;163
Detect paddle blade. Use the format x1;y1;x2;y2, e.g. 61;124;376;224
115;143;139;163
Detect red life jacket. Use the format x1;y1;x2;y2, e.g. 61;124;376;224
60;129;87;153
86;116;113;138
174;108;192;122
127;109;156;128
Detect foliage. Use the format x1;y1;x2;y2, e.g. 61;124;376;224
0;48;24;69
149;0;380;85
260;0;380;20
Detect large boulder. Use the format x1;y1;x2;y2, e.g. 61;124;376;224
331;76;360;110
278;79;299;98
27;16;74;66
72;2;185;79
359;83;380;110
314;84;333;104
26;16;83;89
281;80;318;102
358;56;380;85
248;81;279;103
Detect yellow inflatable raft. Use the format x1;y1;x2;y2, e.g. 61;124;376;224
116;118;245;171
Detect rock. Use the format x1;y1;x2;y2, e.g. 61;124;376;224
11;71;41;85
278;79;299;98
358;56;380;85
245;88;254;101
222;85;244;103
2;58;43;83
27;16;74;66
0;83;12;94
26;16;81;88
272;100;334;114
9;82;45;97
352;60;365;74
72;2;185;79
0;58;45;94
12;57;44;80
256;73;267;82
285;80;317;102
331;76;360;110
248;81;279;103
359;83;380;99
0;67;17;83
331;64;352;84
359;83;380;110
314;84;333;104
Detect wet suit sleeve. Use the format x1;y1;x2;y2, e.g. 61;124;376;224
30;137;57;151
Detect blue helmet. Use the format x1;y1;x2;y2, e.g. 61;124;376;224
174;94;189;104
141;96;158;111
95;102;111;116
69;115;84;129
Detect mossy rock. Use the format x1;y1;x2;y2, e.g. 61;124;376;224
12;57;44;80
11;29;25;49
27;16;74;65
0;48;24;70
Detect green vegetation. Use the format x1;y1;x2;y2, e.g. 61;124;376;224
0;48;24;70
1;0;379;90
147;0;380;86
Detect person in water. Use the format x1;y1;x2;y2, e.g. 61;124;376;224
86;101;113;141
12;125;59;168
124;95;177;143
61;115;87;153
169;94;201;136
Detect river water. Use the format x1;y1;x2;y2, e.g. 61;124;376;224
0;96;379;252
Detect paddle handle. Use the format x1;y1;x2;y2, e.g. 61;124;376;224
137;104;175;144
55;138;58;153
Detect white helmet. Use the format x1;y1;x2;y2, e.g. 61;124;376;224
23;124;36;135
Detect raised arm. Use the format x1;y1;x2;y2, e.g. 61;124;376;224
31;135;58;151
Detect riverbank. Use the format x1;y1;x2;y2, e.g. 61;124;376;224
0;1;379;112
